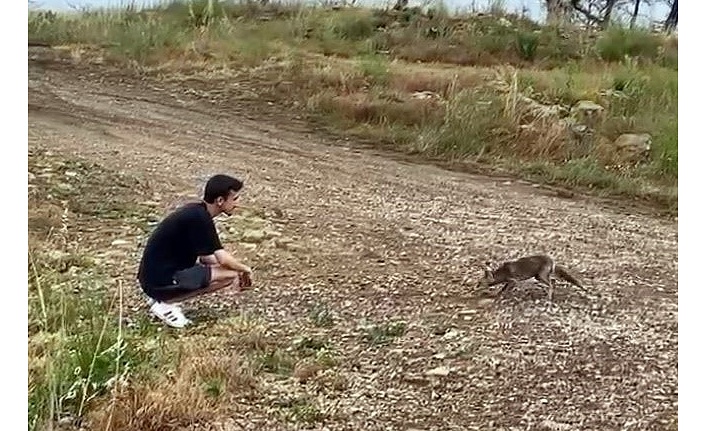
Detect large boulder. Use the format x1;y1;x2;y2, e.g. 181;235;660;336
612;133;652;164
570;100;606;129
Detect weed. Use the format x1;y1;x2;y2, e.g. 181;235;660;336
359;53;390;87
516;31;540;61
416;88;512;157
255;348;296;376
275;396;329;424
293;335;330;355
363;321;407;345
308;302;335;328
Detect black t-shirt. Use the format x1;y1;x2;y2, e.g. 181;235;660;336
138;202;222;288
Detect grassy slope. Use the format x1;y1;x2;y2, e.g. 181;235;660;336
28;1;677;212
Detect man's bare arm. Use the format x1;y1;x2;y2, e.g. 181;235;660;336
214;249;252;273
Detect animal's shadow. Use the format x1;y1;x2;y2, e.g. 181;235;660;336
483;280;593;306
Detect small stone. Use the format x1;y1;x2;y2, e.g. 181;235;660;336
425;366;451;377
411;91;438;100
441;329;461;340
476;298;495;307
241;229;266;243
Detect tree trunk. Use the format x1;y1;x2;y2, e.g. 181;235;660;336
570;0;612;28
664;0;678;32
545;0;572;26
599;0;617;29
630;0;641;29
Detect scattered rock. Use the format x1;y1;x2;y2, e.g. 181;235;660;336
293;361;323;384
498;17;513;27
110;239;130;246
411;91;439;100
612;133;652;164
540;419;573;430
441;329;461;340
57;416;75;426
264;228;282;238
570;100;605;129
476;298;495;307
241;229;267;243
425;366;451;377
274;238;293;250
556;189;575;199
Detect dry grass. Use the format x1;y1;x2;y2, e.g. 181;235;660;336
89;347;257;431
314;91;445;127
388;68;485;96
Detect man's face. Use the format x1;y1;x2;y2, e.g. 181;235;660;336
216;190;240;216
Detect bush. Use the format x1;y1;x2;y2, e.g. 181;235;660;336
416;88;512;157
332;15;374;41
653;121;678;177
516;31;539;60
596;27;661;62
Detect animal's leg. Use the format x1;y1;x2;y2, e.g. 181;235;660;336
496;279;517;300
537;268;555;301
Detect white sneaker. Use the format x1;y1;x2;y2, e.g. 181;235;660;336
147;296;184;311
149;301;191;328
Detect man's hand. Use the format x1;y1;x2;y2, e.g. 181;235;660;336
214;249;253;281
239;270;253;290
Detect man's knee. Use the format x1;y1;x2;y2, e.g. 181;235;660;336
209;277;237;291
210;265;240;282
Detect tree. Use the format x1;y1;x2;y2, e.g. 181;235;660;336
570;0;619;29
664;0;677;32
545;0;574;26
629;0;641;28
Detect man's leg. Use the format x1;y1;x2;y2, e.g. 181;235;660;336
145;264;245;327
160;264;241;304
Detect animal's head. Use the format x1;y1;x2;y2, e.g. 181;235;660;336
475;261;495;289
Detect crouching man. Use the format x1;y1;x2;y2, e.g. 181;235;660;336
137;174;253;328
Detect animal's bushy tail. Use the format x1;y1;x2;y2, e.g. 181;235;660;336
555;265;585;289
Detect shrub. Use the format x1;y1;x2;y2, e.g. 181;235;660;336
596;27;661;62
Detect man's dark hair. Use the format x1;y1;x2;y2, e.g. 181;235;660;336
203;174;243;203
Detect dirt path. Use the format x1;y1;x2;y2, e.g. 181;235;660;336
28;52;678;430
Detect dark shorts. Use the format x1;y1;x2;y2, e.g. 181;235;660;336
142;264;212;302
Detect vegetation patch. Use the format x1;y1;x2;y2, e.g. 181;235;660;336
28;2;677;210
